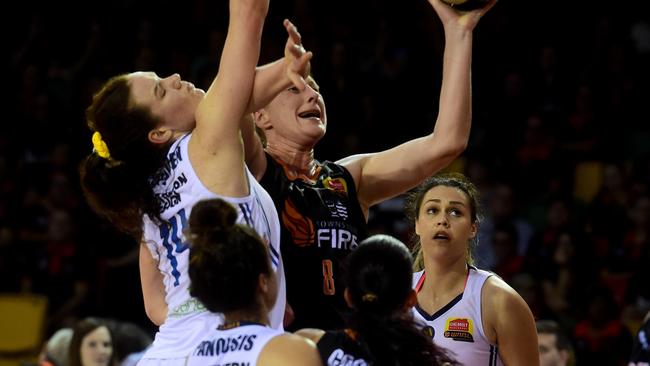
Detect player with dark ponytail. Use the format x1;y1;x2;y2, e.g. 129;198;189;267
298;234;457;366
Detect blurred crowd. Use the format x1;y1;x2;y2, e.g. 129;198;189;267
2;0;649;364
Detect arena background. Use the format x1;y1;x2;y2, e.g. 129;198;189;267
2;0;649;364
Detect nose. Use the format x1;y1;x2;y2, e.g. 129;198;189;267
165;73;182;88
305;86;320;104
437;216;449;227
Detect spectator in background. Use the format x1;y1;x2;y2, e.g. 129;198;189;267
38;328;73;366
106;320;153;366
537;320;574;366
68;318;114;366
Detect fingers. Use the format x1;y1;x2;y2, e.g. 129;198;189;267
288;51;313;91
284;19;302;46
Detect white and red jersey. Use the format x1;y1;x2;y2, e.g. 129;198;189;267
412;266;503;366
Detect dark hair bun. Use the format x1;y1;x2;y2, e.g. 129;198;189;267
189;199;238;237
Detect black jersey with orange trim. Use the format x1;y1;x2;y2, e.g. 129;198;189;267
260;153;368;330
317;329;370;366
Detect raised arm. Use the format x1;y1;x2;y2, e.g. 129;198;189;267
189;0;268;197
243;20;312;180
339;0;496;216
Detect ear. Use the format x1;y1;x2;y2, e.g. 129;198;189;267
253;110;272;130
414;220;421;237
148;128;174;145
258;273;269;294
468;222;478;239
403;289;418;310
344;288;355;309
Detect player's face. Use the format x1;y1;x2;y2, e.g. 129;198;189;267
261;76;327;146
80;326;112;366
415;185;477;264
129;71;204;134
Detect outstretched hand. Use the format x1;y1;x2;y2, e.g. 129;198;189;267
283;19;313;91
428;0;497;32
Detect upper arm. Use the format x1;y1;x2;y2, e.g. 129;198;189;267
242;113;268;181
139;241;167;326
483;276;539;366
339;134;459;212
259;334;322;366
189;2;267;193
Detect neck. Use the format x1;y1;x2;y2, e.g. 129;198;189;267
421;254;468;299
265;142;319;179
223;309;269;327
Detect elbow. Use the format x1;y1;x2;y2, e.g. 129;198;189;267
440;141;468;162
145;305;167;326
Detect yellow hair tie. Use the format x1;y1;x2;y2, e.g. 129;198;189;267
361;293;378;302
92;131;111;160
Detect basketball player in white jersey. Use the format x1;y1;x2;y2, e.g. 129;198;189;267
79;0;312;362
185;198;321;366
407;173;539;365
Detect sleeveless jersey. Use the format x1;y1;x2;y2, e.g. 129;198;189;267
260;154;368;330
140;134;284;360
317;329;370;366
412;266;503;366
186;322;283;366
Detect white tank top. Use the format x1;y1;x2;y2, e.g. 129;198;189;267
186;323;284;366
140;134;284;360
412;266;503;366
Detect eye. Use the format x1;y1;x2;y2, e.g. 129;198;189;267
449;208;463;217
426;207;438;215
288;86;300;93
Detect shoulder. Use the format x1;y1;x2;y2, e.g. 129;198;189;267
481;275;534;335
482;275;526;313
294;328;326;344
258;333;321;366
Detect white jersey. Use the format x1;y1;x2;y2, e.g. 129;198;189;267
140;134;284;361
412;266;503;366
186;323;283;366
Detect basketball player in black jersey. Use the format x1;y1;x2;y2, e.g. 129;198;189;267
243;0;496;330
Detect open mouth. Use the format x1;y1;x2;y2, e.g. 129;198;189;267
298;109;321;119
433;232;450;240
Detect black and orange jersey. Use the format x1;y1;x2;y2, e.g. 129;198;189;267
317;329;370;365
260;153;368;330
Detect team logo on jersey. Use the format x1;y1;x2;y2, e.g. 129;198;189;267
325;199;349;220
323;177;348;194
444;318;474;342
282;198;315;247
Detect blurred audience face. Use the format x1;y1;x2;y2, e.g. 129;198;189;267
80;326;113;366
538;332;569;366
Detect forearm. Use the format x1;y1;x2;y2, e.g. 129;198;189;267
248;59;292;113
433;27;474;152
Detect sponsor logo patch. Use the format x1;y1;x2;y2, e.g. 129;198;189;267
323;177;348;194
444;318;474;342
